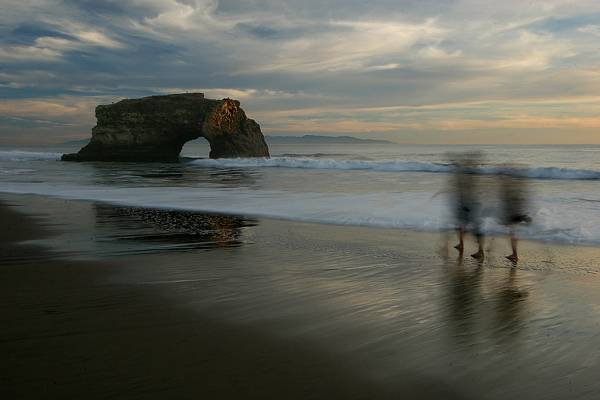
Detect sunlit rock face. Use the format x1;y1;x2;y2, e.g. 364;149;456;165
62;93;270;162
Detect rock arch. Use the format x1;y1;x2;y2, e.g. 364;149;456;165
62;93;270;162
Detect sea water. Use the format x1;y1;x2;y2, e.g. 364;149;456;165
1;142;600;245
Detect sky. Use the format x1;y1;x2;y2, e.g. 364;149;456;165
2;0;600;145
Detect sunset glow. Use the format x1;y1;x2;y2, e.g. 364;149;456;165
2;0;600;144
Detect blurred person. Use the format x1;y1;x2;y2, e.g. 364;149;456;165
499;170;531;262
451;152;485;259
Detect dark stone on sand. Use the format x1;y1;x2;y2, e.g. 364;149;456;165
61;93;270;162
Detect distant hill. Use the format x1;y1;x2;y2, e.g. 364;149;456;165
266;135;393;144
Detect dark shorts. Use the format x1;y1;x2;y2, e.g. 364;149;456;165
506;214;531;225
456;207;482;237
457;206;471;224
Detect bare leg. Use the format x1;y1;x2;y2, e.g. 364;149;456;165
506;230;518;262
471;235;484;259
456;251;464;266
454;226;464;252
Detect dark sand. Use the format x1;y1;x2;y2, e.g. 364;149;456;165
2;194;600;399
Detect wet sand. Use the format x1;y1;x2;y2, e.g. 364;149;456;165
2;194;600;399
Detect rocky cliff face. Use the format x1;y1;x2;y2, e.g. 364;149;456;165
62;93;270;162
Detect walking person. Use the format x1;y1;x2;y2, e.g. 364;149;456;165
499;170;531;262
452;153;485;259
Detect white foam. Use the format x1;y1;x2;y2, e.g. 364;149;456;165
0;168;37;175
1;182;598;245
189;157;451;173
189;157;600;180
0;150;62;162
2;150;599;181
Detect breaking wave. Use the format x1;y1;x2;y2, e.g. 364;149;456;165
0;182;597;245
4;150;600;181
0;150;62;162
189;157;600;180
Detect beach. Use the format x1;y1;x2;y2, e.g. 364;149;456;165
2;193;600;399
5;0;600;398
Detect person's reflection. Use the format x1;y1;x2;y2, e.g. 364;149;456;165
447;255;484;342
444;255;529;347
493;268;528;341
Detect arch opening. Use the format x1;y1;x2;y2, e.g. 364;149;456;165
180;136;211;160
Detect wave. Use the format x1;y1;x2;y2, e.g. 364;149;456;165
189;157;451;173
0;150;62;162
1;182;598;245
3;150;600;181
277;153;359;158
188;157;600;180
479;165;600;180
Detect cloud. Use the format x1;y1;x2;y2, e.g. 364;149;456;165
259;115;600;135
70;31;124;49
0;95;115;126
0;28;124;63
0;45;63;62
254;95;600;135
363;63;401;72
3;0;600;144
235;18;446;73
151;87;321;102
152;87;258;99
578;24;600;36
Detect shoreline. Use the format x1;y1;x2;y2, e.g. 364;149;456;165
2;193;600;399
2;189;599;252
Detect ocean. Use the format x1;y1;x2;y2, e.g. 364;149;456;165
4;143;600;399
1;142;600;245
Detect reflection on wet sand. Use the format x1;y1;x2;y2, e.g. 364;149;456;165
447;257;484;342
445;255;529;345
494;268;528;340
5;194;600;398
94;204;257;252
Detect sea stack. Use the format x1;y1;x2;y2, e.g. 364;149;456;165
62;93;270;162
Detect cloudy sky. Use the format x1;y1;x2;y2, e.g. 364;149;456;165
2;0;600;145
